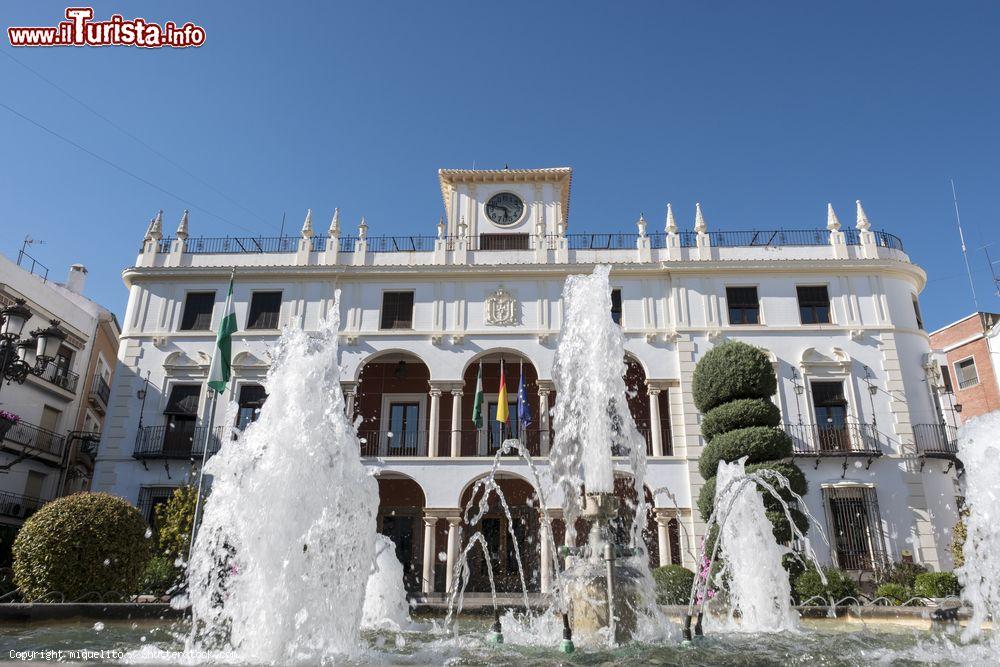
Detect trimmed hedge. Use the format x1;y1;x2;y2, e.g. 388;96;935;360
652;565;696;605
913;571;960;598
692;341;777;413
698;426;793;480
877;561;927;589
793;567;858;603
12;493;151;601
701;398;781;443
697;461;808;521
875;583;916;605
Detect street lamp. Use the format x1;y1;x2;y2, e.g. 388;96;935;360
0;299;67;393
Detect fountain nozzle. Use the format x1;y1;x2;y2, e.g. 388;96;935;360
559;611;575;653
487;609;503;645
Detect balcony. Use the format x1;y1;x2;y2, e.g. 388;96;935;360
133;424;223;460
359;430;425;457
784;422;882;474
1;420;66;462
913;423;961;473
0;491;45;521
89;375;111;411
37;363;79;393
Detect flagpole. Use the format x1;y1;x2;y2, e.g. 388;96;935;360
187;388;218;565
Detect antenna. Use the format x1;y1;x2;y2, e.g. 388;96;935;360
279;211;286;238
951;179;980;310
983;244;1000;297
21;235;45;253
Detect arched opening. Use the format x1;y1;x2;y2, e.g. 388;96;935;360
355;351;432;457
376;474;426;592
458;473;541;592
622;355;672;456
459;352;542;456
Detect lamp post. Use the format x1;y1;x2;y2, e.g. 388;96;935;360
862;365;878;429
0;299;68;395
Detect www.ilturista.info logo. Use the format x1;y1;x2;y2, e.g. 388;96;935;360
8;7;205;48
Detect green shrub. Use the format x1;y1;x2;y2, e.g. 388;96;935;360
877;561;927;589
13;493;151;601
766;508;809;544
794;567;858;603
698;427;793;480
697;461;807;521
154;485;197;563
875;583;916;605
692;341;777;413
652;565;696;605
701;398;781;443
913;571;960;598
951;508;968;568
140;556;179;597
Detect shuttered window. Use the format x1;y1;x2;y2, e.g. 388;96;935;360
380;291;414;329
726;286;760;325
611;289;623;325
797;285;831;324
247;291;281;330
180;292;215;331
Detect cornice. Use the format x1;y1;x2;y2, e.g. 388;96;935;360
438;167;573;227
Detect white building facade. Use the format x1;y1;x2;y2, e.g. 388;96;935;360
93;167;962;595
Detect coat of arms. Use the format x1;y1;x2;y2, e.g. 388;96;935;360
485;286;518;326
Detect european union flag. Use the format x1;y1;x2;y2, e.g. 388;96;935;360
517;366;533;428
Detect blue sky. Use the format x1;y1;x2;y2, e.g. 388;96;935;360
2;1;998;329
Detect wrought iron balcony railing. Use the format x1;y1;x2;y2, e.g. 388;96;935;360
1;420;66;460
133;424;223;459
357;429;424;457
38;364;79;393
913;423;959;457
149;228;904;256
784;422;882;456
0;491;45;520
90;375;111;407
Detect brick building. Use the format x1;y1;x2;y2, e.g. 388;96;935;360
929;312;1000;424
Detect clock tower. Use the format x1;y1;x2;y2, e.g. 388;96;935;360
437;167;572;239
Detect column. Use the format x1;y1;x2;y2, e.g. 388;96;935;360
422;516;437;594
342;382;357;421
537;381;553;455
445;515;462;594
428;387;441;458
655;512;671;568
647;385;664;457
450;389;463;457
540;519;553;593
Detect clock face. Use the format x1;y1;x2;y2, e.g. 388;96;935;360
485;192;525;226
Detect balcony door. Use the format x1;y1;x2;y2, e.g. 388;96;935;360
387;402;420;456
163;384;201;456
811;381;849;451
485;399;518;455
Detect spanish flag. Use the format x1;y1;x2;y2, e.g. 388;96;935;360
496;360;509;424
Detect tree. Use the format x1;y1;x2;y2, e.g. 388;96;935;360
692;340;808;543
155;485;198;564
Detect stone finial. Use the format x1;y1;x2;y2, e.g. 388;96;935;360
665;203;678;234
176;209;190;239
694;202;707;234
826;203;841;232
301;209;314;238
557;214;566;236
637;213;647;237
856;200;871;231
358;216;368;239
328;208;340;236
144;215;160;241
458;216;468;236
436;216;445;239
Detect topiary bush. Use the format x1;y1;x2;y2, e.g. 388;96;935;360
700;398;782;443
692;340;806;544
692;342;777;413
913;571;960;599
652;564;696;605
12;493;151;601
793;567;858;603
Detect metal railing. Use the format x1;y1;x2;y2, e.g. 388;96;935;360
38;364;79;393
133;424;223;459
913;423;959;456
784;422;881;456
148;228;905;256
1;420;65;459
90;376;111;406
0;491;45;520
357;429;424;457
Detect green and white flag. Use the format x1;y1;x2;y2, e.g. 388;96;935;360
471;362;484;428
207;271;236;394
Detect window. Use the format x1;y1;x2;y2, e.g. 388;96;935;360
811;381;850;452
163;384;200;455
611;288;623;325
380;291;414;329
797;285;831;324
180;292;215;331
246;291;281;330
726;286;760;325
955;357;979;389
823;486;888;571
137;486;179;530
387;402;420;455
940;365;954;393
236;384;267;429
912;295;924;330
480;233;529;250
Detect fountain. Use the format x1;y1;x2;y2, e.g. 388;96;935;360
361;534;412;631
184;314;380;662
